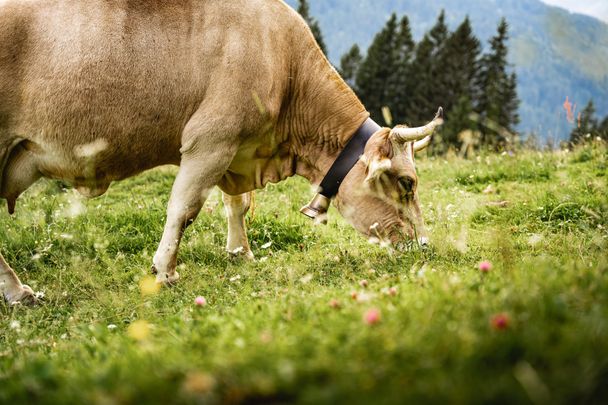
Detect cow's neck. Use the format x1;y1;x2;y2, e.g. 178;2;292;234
284;49;369;186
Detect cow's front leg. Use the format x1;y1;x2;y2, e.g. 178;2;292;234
0;251;36;305
152;159;222;284
222;192;254;260
152;116;238;284
151;166;209;284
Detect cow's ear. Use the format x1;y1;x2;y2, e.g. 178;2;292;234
362;128;393;185
365;157;392;184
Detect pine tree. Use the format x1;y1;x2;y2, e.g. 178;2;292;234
339;44;363;89
355;14;416;126
501;72;520;129
388;16;416;125
570;100;598;143
407;35;435;125
297;0;328;56
442;18;480;111
475;18;520;147
599;116;608;140
355;14;399;124
429;10;449;51
439;17;481;146
407;12;449;126
428;10;450;120
476;19;509;112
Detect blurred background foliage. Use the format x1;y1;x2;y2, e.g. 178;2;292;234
292;0;608;152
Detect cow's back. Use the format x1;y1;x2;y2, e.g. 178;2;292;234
0;0;296;184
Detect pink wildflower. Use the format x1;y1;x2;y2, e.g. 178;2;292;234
479;261;493;273
329;299;341;309
491;313;510;330
364;308;381;325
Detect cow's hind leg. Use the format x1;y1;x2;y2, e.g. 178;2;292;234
0;251;36;305
223;192;254;260
152;115;238;285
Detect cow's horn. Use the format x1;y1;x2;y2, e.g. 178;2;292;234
414;135;433;152
300;194;330;224
390;107;444;144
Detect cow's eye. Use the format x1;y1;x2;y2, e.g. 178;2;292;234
397;176;416;200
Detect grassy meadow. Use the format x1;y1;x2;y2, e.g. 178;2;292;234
1;142;607;404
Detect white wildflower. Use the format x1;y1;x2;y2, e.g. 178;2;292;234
528;234;543;246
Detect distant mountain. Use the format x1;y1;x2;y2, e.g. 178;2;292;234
284;0;608;140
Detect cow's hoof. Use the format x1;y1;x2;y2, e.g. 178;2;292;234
227;247;255;261
6;285;38;306
156;271;180;286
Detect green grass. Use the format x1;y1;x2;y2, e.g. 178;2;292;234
1;143;607;404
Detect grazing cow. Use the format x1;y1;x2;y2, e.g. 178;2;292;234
0;0;443;304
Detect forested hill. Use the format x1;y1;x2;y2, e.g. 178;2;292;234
284;0;608;141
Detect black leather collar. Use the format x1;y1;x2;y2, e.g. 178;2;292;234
318;118;381;198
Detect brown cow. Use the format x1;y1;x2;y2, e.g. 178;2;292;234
0;0;442;304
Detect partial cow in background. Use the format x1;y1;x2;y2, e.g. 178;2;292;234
0;0;442;304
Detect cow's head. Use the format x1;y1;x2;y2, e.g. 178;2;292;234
334;109;443;247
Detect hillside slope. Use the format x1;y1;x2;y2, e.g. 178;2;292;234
285;0;608;140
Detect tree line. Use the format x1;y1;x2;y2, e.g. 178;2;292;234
297;0;607;152
570;100;608;144
298;0;519;153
